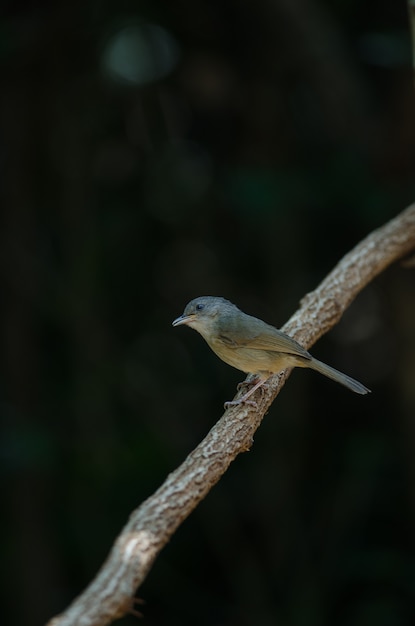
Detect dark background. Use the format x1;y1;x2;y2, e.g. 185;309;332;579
1;1;415;625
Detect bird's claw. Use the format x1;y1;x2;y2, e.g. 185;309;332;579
225;376;269;409
224;398;258;409
237;377;261;391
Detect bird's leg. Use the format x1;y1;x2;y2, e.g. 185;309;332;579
225;377;269;408
236;375;262;391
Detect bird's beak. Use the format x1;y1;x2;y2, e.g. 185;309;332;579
172;314;194;327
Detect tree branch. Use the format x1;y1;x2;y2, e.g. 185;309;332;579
47;204;415;626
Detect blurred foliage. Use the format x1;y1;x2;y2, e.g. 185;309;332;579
1;0;415;625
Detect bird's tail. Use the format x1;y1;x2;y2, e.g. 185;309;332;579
309;357;370;395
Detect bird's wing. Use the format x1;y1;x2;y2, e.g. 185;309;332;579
218;315;311;358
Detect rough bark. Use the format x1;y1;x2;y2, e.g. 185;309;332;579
48;204;415;626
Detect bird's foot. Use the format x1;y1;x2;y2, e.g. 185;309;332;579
237;380;252;391
224;398;258;409
224;377;268;409
236;375;262;391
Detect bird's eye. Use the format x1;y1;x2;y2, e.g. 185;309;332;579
196;303;204;311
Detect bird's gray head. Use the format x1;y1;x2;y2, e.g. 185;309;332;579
172;296;237;336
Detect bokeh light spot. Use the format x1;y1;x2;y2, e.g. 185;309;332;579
102;22;180;85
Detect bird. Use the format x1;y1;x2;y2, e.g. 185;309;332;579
172;296;370;407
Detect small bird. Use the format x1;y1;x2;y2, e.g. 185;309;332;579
172;296;370;406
